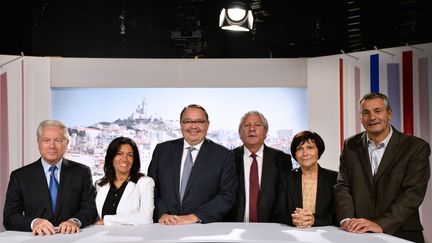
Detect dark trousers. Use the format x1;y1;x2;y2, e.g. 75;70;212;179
393;230;424;243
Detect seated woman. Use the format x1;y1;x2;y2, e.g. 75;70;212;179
273;131;337;227
95;137;154;225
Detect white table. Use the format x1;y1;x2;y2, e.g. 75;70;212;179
0;223;411;243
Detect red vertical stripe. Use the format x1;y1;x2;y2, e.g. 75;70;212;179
402;51;413;135
354;66;361;134
339;58;344;148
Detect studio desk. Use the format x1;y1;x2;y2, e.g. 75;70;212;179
0;222;411;243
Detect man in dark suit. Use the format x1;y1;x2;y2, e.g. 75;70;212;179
3;120;97;236
224;111;292;222
148;104;237;224
335;93;430;243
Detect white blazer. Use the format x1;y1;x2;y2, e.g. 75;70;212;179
95;176;155;226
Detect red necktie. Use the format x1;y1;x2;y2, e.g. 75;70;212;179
249;153;259;222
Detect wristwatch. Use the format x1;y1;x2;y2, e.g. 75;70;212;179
69;218;81;227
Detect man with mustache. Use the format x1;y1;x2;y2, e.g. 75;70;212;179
335;92;430;242
148;104;237;224
225;111;292;222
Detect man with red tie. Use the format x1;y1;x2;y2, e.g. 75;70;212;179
225;111;292;222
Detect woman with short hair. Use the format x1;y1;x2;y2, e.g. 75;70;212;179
273;131;337;227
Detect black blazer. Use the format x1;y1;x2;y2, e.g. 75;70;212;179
224;145;292;222
3;159;97;231
147;138;238;223
273;165;338;226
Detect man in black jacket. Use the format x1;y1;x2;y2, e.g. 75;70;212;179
225;111;292;222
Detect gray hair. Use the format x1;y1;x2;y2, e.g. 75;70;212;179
359;92;392;112
238;111;269;133
36;119;69;141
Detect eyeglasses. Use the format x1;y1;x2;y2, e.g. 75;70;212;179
181;119;207;126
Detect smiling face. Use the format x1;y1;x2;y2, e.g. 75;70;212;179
295;139;319;170
113;144;134;177
38;125;68;165
239;113;267;152
360;97;392;143
180;107;209;146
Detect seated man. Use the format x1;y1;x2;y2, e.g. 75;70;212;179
3;119;97;236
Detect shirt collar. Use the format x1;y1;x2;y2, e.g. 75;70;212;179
367;126;393;149
244;144;264;158
41;158;63;173
183;139;204;151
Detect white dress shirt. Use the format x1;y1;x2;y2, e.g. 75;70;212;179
179;139;204;183
242;145;264;222
41;158;62;185
367;126;393;175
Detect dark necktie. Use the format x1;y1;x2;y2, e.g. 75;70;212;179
249;153;259;222
49;166;59;213
180;147;195;202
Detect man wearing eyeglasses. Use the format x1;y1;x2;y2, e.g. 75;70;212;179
148;104;237;224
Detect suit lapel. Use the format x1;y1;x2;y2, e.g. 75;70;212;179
315;166;327;213
56;159;73;217
184;139;209;196
251;145;274;221
260;146;271;194
96;184;110;216
374;129;400;182
35;160;53;216
355;133;375;189
172;139;184;203
290;170;303;208
117;181;134;212
234;146;246;220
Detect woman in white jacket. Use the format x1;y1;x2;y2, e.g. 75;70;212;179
95;137;154;225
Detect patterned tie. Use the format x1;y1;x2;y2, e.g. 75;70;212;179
49;166;59;213
249;153;259;222
180;147;195;202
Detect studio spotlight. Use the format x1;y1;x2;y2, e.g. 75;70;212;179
219;1;253;32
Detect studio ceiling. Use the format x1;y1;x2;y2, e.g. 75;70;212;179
1;0;431;58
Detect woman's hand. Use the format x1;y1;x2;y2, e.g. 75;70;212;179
291;208;315;228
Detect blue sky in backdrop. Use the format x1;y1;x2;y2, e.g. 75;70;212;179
51;87;307;137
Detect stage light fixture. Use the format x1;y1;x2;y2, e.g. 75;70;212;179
219;1;253;32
